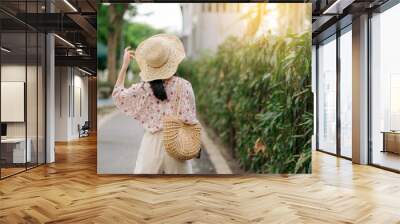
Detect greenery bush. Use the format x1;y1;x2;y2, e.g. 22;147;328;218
179;32;312;173
98;80;114;99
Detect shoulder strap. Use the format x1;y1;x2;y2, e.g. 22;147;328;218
174;79;183;116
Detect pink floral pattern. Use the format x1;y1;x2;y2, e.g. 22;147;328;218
112;76;198;133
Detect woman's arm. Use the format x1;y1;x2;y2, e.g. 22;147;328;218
112;47;144;119
115;47;135;87
179;80;199;124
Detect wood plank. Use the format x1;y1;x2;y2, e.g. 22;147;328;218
0;135;399;223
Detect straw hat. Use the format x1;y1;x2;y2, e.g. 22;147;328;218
135;33;185;82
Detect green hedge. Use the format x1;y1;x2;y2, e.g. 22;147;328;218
179;32;312;173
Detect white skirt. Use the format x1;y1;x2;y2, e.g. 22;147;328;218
134;131;193;174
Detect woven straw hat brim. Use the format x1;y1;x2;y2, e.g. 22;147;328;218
136;34;185;82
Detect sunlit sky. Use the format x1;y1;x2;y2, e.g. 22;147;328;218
121;3;304;37
126;3;182;34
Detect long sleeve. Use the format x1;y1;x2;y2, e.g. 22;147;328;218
111;77;198;133
178;80;198;125
112;82;146;119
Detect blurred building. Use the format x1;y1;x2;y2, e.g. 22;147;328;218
180;3;245;58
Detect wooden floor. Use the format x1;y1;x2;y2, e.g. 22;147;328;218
0;135;400;223
1;167;26;178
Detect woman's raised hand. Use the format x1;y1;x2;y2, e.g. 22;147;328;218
116;47;135;86
123;46;135;68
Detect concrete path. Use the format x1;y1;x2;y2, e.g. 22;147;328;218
97;110;144;174
97;109;217;174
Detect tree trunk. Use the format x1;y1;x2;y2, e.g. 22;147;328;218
107;4;128;85
107;30;117;85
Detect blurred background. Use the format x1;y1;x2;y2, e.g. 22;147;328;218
97;3;312;174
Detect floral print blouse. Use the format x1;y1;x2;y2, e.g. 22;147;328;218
112;76;198;133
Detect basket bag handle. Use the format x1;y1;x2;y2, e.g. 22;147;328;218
173;80;183;116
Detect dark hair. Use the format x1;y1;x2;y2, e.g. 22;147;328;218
149;79;168;101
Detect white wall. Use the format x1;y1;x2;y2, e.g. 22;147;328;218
54;67;89;141
55;66;69;141
1;82;25;122
1;66;26;137
1;65;37;138
72;73;89;138
181;3;245;58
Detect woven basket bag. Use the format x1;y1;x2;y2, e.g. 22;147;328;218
163;80;201;160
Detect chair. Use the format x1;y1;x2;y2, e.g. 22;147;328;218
78;121;90;138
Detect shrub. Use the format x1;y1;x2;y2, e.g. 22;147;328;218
179;32;312;173
98;81;114;99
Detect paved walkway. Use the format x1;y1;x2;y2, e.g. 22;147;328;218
98;109;217;174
